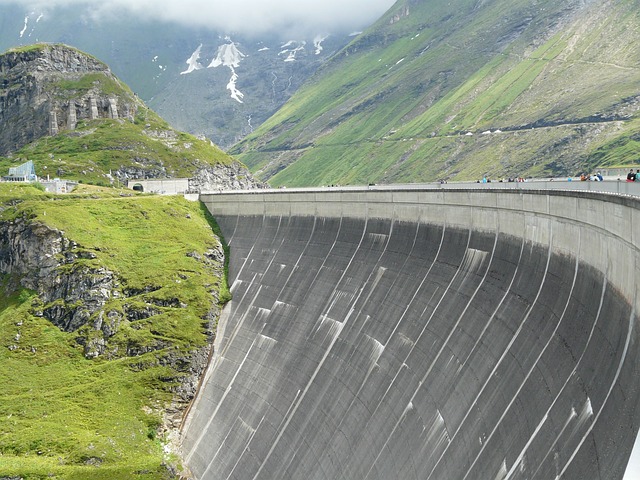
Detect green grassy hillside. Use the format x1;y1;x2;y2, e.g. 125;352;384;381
232;0;640;186
1;110;233;187
0;184;227;479
0;44;235;187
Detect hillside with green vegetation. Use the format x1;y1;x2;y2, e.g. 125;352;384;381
0;184;228;479
0;44;255;190
0;43;262;480
231;0;640;186
1;110;233;187
0;8;355;150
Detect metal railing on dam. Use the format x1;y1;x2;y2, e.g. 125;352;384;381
182;184;640;480
200;177;640;195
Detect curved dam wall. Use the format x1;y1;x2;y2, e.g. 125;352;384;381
184;188;640;479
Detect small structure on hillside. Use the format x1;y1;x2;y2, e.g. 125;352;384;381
40;178;78;194
127;178;190;195
3;160;37;182
3;160;77;193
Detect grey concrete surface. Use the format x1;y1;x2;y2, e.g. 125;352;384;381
127;178;189;194
183;187;640;479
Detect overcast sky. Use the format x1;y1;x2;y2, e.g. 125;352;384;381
1;0;398;36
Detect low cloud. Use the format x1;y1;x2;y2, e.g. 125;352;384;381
2;0;397;36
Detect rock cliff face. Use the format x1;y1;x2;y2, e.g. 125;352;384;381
0;213;221;416
0;44;140;156
0;216;69;292
188;163;265;191
0;216;116;352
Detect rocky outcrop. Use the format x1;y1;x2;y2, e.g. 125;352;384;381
0;217;67;291
0;214;223;362
0;216;118;341
0;43;140;156
188;162;267;191
1;43;264;192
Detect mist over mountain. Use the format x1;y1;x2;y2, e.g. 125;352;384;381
150;33;355;147
0;2;381;147
0;0;395;38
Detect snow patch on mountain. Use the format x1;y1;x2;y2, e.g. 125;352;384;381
225;70;244;103
19;11;43;38
176;32;339;105
19;16;28;37
152;55;167;75
208;40;246;103
314;35;328;55
181;44;204;75
179;40;246;103
279;40;306;62
208;41;245;68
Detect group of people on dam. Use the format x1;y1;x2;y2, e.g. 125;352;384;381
626;169;640;181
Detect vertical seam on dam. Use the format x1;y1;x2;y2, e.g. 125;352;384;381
527;274;607;480
559;303;634;479
427;228;554;480
251;215;372;479
363;225;481;479
463;230;576;480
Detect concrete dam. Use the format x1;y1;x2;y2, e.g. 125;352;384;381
182;186;640;479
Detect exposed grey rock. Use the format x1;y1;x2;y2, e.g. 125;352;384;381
188;162;266;192
115;164;168;181
0;211;224;384
0;210;225;466
0;44;140;156
0;217;69;292
0;216;117;340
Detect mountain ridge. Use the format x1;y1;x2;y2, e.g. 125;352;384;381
0;43;263;191
231;0;640;186
0;5;357;148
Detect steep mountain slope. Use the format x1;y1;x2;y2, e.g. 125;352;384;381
0;183;228;479
232;0;640;186
149;35;356;148
0;43;262;190
0;5;355;148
